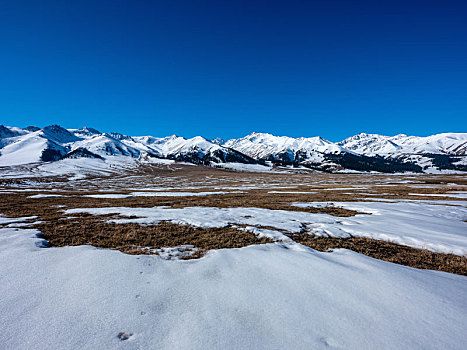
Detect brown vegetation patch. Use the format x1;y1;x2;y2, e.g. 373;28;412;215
290;233;467;275
35;214;273;258
32;212;467;274
0;191;363;219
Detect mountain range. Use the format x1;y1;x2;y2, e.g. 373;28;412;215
0;124;466;173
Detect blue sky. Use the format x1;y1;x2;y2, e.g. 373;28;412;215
1;0;466;141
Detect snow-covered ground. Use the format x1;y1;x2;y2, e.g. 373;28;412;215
293;201;467;255
0;224;466;350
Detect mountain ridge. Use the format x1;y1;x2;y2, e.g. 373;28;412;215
0;125;465;173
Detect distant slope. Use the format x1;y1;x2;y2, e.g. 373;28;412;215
0;125;68;166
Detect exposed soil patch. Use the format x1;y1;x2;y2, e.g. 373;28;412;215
290;233;467;276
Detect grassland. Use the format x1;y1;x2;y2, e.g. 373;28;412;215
1;164;466;274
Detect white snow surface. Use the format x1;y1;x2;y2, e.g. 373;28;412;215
408;192;467;199
268;191;318;194
0;214;38;225
0;226;466;349
215;162;276;172
27;194;64;198
293;201;467;255
0;132;53;166
66;200;467;255
84;191;241;199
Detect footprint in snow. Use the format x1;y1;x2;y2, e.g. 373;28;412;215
319;337;341;348
117;332;133;341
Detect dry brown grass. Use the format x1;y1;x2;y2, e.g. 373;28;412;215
34;214;273;257
0;191;363;218
290;233;467;275
29;213;467;274
2;163;466;193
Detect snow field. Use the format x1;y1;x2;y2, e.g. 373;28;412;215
0;226;466;349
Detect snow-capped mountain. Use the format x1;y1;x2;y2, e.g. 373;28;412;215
337;133;403;155
338;132;467;156
337;132;467;171
0;125;258;168
0;125;70;166
68;127;101;137
0;124;465;173
0;125;25;139
224;133;349;165
210;137;225;146
223;132;434;172
134;135;257;165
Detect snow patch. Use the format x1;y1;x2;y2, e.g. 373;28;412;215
84;191;243;199
27;194;64;198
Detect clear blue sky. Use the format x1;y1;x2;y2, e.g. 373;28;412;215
1;0;466;141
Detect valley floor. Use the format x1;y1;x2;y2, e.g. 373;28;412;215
0;164;466;349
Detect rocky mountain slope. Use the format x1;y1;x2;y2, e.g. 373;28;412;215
0;125;465;173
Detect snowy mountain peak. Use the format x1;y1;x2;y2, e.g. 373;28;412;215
41;125;78;144
338;133;402;155
71;127;101;137
105;132;134;142
23;126;41;132
210;137;225;145
224;132;345;164
0;125;20;139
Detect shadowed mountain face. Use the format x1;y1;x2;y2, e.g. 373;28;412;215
0;125;465;172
